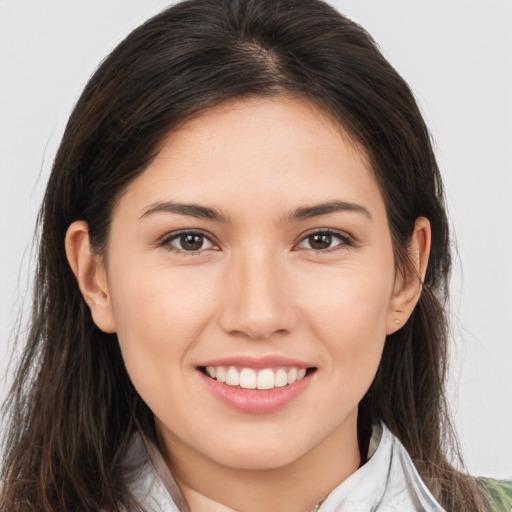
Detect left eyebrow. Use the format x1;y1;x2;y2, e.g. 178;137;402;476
289;200;372;222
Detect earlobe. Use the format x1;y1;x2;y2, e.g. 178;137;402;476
65;221;117;333
386;217;431;335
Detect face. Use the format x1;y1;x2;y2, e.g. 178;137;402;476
92;97;408;472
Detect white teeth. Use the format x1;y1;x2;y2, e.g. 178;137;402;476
226;366;240;386
204;365;310;389
216;367;226;383
287;367;297;384
274;368;288;387
239;368;257;389
256;368;274;390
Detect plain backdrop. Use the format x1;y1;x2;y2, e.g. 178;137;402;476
1;0;511;479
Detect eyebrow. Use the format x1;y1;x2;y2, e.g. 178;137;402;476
140;199;371;223
289;200;372;221
140;201;229;222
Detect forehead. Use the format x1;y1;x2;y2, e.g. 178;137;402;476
117;96;385;221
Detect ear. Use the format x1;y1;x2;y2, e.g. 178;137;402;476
65;221;117;333
386;217;431;335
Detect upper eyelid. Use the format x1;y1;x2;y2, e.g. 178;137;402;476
157;227;354;249
159;228;215;243
292;228;356;253
158;229;220;253
296;227;353;243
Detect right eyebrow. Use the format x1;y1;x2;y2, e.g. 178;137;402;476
139;201;229;222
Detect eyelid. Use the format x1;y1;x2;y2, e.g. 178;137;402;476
158;229;219;254
293;228;355;252
157;227;355;254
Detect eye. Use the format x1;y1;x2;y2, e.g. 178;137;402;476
296;230;352;252
162;231;216;253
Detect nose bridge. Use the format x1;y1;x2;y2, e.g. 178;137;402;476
218;242;295;340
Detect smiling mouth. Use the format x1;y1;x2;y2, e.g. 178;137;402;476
198;366;317;390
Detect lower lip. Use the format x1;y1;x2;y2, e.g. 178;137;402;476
199;370;313;414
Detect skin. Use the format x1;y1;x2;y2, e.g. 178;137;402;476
66;97;430;512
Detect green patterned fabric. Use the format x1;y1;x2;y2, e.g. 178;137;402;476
481;478;512;511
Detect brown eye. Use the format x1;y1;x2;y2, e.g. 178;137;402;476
180;233;204;251
308;233;332;250
297;230;352;252
164;231;215;253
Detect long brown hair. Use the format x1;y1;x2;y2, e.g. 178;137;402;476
1;0;488;510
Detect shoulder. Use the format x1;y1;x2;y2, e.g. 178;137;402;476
480;478;512;511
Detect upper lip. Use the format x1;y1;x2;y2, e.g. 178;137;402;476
198;355;315;369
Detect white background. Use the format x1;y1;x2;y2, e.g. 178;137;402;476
1;0;511;479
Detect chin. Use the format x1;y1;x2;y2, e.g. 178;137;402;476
201;427;318;471
213;446;304;471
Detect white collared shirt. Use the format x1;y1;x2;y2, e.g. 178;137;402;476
123;423;446;511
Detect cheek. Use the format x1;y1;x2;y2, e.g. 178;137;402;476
303;262;393;336
107;265;217;398
300;262;393;386
111;264;214;345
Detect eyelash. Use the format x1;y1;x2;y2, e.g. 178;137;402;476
159;230;218;255
295;228;355;253
159;228;354;255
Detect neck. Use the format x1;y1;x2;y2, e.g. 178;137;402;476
157;413;361;512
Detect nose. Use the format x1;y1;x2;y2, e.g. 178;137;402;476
217;246;298;341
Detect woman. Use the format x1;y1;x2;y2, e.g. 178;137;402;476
1;0;510;510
